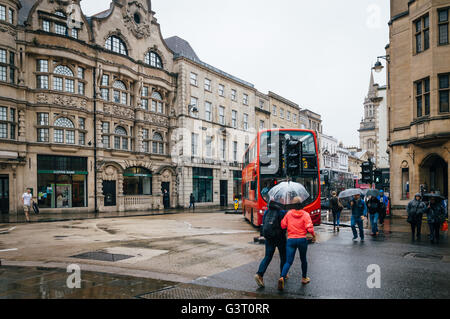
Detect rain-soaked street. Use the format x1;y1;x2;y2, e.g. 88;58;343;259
0;210;449;299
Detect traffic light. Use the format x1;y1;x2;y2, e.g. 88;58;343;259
374;169;382;186
361;160;374;184
285;138;302;177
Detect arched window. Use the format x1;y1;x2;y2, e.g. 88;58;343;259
105;36;128;56
152;132;164;154
151;91;164;114
145;51;163;69
54;11;66;18
367;139;375;149
123;167;152;196
113;80;128;105
54;117;75;144
114;126;129;150
53;65;75;93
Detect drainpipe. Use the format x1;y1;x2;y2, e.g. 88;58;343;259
93;67;98;215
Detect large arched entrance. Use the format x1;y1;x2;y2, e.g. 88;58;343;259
419;154;448;198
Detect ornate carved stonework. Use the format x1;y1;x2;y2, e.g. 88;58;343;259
104;104;135;119
143;113;169;126
124;160;152;170
36;93;87;110
102;165;118;181
123;1;152;39
0;25;17;37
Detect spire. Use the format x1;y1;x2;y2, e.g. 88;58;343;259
367;70;377;98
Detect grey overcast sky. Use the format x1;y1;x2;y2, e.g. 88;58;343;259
81;0;390;147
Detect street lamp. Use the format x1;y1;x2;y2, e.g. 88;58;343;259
188;104;199;115
372;55;390;73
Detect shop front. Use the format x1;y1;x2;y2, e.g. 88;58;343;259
192;167;213;204
37;155;88;209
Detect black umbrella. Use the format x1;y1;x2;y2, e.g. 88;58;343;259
423;193;445;201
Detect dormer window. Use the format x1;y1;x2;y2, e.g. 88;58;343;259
105;36;128;56
55;22;67;36
144;51;163;69
55;11;66;18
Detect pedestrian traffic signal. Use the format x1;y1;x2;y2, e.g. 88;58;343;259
285;138;302;177
361;161;374;184
374;169;382;185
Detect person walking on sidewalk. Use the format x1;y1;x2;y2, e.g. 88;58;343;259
21;188;33;223
378;190;389;225
426;197;447;244
350;194;367;242
277;197;316;291
329;191;343;232
189;193;196;210
367;196;381;237
407;193;426;241
254;201;287;288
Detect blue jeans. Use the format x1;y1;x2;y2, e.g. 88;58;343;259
351;216;364;240
369;213;379;234
257;238;286;277
332;210;341;227
281;238;308;279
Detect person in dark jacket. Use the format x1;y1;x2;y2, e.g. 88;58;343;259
255;201;287;288
407;193;426;241
163;189;170;209
350;194;367;242
189;193;195;210
367;196;381;236
426;197;447;244
377;190;389;225
329;191;343;232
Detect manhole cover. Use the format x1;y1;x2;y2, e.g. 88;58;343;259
137;285;255;299
71;251;134;262
404;252;443;261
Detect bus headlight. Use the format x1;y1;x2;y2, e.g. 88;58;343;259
259;210;264;215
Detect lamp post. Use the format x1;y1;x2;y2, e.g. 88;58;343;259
188;104;199;117
372;55;391;88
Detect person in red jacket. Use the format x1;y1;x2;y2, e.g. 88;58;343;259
278;197;316;290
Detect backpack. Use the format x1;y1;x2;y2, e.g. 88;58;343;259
262;209;282;240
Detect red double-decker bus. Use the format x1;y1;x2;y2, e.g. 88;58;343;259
242;129;321;227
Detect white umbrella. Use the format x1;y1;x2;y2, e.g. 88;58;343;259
338;188;363;199
268;181;310;207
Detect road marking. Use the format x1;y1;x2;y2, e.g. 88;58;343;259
0;248;18;252
0;227;17;234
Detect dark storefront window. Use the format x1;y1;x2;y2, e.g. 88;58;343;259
233;170;242;200
123;167;152;196
193;167;213;203
37;155;87;208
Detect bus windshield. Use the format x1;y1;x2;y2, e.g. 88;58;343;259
259;130;319;207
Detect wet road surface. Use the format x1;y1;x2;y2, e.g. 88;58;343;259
0;212;449;299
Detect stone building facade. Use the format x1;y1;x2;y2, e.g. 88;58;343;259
387;0;449;214
0;0;324;215
359;71;389;169
0;0;178;216
268;91;300;129
168;37;257;208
